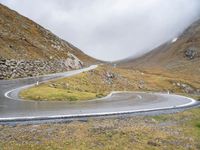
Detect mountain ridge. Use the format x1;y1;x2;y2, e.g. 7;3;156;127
0;4;99;79
118;19;200;79
0;4;97;64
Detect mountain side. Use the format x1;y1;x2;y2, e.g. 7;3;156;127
119;19;200;79
0;4;98;79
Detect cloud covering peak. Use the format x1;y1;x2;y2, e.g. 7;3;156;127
1;0;200;61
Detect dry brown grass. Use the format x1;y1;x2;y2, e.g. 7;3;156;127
0;107;200;150
20;65;200;101
0;4;97;64
119;19;200;81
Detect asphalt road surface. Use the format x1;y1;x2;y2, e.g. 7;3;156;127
0;65;198;123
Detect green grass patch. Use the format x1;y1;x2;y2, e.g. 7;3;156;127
152;115;168;122
196;121;200;129
20;86;98;101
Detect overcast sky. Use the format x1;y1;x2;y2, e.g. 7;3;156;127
1;0;200;61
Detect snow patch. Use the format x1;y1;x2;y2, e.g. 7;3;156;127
171;37;178;43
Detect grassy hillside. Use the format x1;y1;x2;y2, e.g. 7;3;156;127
20;65;200;101
0;4;97;65
119;19;200;80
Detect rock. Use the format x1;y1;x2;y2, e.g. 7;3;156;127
147;140;160;147
67;52;83;66
138;80;145;89
0;56;83;80
49;56;53;60
64;52;83;69
174;82;197;94
0;59;6;64
106;72;115;79
8;45;14;49
49;84;57;88
197;89;200;94
104;72;117;85
185;48;198;59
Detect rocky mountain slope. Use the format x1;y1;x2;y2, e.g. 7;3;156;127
119;19;200;79
0;4;97;79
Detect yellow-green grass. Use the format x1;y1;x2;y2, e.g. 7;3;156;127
0;107;200;149
20;65;200;101
20;86;98;101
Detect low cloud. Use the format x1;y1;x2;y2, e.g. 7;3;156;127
1;0;200;61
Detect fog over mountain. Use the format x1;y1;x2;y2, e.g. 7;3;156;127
1;0;200;61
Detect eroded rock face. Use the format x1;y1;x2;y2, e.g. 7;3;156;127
0;55;83;80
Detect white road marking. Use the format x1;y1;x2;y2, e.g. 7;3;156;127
4;65;98;101
0;98;196;121
1;91;197;122
2;64;198;122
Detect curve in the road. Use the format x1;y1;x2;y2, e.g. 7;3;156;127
0;65;198;123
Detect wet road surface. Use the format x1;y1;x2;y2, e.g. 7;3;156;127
0;65;198;123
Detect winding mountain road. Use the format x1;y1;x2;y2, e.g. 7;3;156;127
0;65;199;123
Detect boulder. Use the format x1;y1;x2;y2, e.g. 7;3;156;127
185;48;198;59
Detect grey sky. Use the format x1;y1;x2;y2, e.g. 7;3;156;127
1;0;200;61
